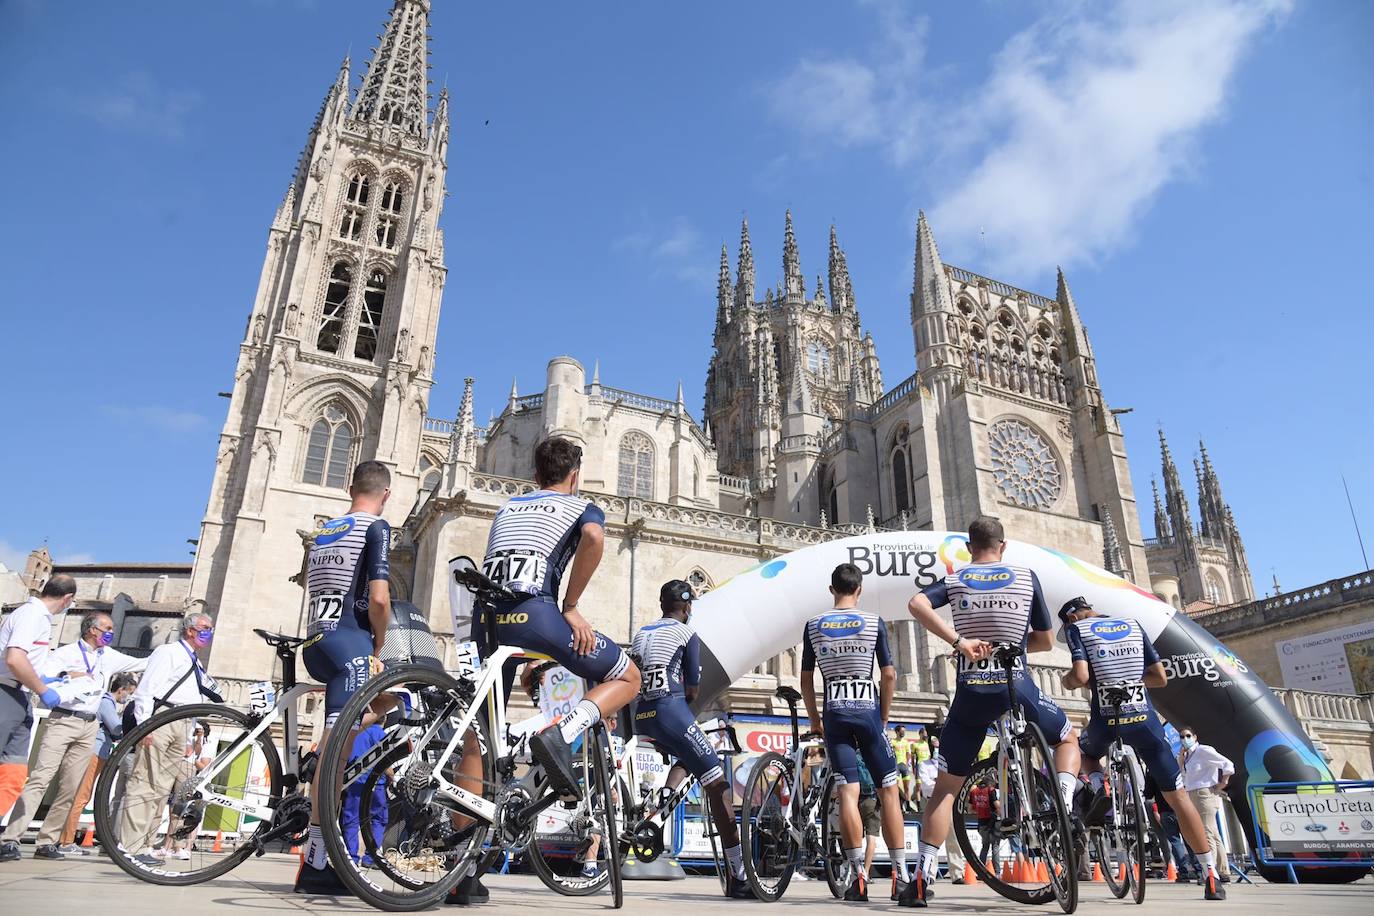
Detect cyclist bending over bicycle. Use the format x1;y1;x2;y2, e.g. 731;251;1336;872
801;563;910;903
1058;598;1225;901
905;516;1081;907
481;436;641;799
630;580;754;899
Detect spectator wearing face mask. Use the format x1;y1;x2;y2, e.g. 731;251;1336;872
59;672;139;852
1177;727;1235;883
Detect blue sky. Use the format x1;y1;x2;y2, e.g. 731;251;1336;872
1;0;1370;594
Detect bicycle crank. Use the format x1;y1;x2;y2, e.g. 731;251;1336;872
629;821;664;862
495;784;536;852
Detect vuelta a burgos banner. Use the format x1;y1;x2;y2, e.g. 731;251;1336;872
686;531;1364;883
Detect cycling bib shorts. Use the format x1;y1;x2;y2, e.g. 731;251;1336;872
494;595;630;685
634;699;724;786
938;676;1071;777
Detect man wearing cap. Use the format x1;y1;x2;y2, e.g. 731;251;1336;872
1058;597;1226;901
629;580;752;899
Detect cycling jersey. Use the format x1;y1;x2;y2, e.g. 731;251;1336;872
1069;616;1181;789
921;563;1067;777
801;610;897;787
483;491;629;685
630;618;699;704
482;491;605;599
302;512;390;725
920;563;1050;691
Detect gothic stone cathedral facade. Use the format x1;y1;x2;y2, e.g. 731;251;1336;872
189;1;1254;718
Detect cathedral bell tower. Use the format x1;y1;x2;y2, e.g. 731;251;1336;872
187;0;450;678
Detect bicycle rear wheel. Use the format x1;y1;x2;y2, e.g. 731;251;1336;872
1022;723;1078;913
1093;825;1131;898
739;751;796;902
317;664;494;912
819;774;850;899
954;759;1049;904
1120;756;1147;905
93;704;284;886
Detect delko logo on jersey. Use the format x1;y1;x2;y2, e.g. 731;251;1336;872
1088;619;1132;642
818;614;864;637
958;566;1015;590
314;516;355;545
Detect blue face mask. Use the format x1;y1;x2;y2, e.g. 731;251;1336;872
99;630;115;646
1182;736;1197;750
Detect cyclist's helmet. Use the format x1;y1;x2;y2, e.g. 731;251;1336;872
1058;595;1092;622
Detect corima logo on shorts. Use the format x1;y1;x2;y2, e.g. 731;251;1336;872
818;614;864;637
958;566;1014;590
314;517;355;545
1088;619;1132;641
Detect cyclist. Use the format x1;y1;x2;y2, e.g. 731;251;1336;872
481;436;640;798
296;460;393;896
800;563;910;902
629;579;753;899
904;516;1081;907
1058;597;1226;901
892;725;917;811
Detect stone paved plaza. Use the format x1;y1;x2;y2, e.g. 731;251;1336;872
1;851;1369;915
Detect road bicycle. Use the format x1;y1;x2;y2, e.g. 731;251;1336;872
1087;686;1149;904
93;629;332;885
313;558;623;911
738;684;848;902
951;643;1079;913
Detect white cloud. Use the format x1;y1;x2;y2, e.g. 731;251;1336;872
0;540;25;573
761;0;1290;278
613;216;710;286
67;71;200;140
103;405;206;434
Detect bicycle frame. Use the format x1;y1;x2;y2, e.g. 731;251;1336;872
992;652;1046;853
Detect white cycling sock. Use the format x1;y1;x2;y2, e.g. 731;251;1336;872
724;843;745;880
1197;850;1218;876
1057;772;1078;810
890;847;909;881
845;847;865;876
917;841;941;882
558;700;600;744
304;825;328;870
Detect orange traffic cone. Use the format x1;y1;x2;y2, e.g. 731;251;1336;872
963;863;978;885
1117;862;1128;883
1001;859;1015;882
1016;856;1032;882
212;831;224;853
80;829;95;848
1166;861;1178;881
1091;862;1104;882
1035;859;1050;882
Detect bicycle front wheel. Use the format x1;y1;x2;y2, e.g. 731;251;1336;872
528;755;628;898
819;774;850;899
592;723;624;908
739;751;797;902
1120;756;1147;905
317;663;494;912
1022;722;1078;914
94;703;284;886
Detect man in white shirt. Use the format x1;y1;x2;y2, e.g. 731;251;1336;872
0;613;146;860
0;574;77;859
120;612;216;863
1179;726;1236;882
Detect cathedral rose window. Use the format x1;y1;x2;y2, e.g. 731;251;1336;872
988;418;1063;509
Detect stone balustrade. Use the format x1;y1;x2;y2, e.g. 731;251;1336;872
874;372;918;416
1193;569;1374;638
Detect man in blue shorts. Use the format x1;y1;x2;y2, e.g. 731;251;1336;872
904;516;1081;907
1059;597;1225;901
631;580;752;898
482;436;640;798
801;563;909;903
296;460;393;895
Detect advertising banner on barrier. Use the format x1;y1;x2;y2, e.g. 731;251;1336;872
1254;782;1374;860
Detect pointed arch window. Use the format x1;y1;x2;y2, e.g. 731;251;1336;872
303;404;354;488
317;262;352;354
617;432;654;499
806;340;831;376
354;269;388;361
419;454;442;492
893;448;911;514
338;173;370;242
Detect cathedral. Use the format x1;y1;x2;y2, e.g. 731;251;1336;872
185;1;1254;718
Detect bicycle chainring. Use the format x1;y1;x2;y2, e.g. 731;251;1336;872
630;821;664;862
272;793;313;844
494;783;535;852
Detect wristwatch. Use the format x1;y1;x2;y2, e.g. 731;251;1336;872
952;635;964;652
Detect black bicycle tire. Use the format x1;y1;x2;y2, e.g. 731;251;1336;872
1122;759;1147;905
1023;722;1078;914
1094;827;1130;898
358;742;430;890
819;774;848;899
952;758;1050;904
702;788;730;895
94;703;283;886
317;663;489;912
739;751;796;902
592;724;624;908
528;758;615;897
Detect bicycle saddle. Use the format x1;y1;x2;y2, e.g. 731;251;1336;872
774;684;803;705
254;628;308;649
454;566;516;601
991;643;1023;666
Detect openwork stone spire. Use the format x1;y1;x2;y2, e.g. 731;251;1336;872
451;377;476;463
735;217;755;308
782;210;803;300
828;224;854;313
1102;512;1126;576
716;244;732;331
912;210;953;317
353;0;431;138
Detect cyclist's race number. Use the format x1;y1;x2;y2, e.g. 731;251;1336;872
956;655;1025;673
1113;683;1148;705
826;679;876;703
642;667;669;696
309;591;345;624
482;552;547;592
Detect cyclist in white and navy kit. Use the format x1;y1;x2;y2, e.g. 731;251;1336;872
903;516;1081;907
630;580;753;898
481;436;640;798
801;564;910;903
1059;597;1226;901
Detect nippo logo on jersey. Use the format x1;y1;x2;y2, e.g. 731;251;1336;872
958;566;1015;590
1089;619;1132;641
315;516;355;545
817;613;864;636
